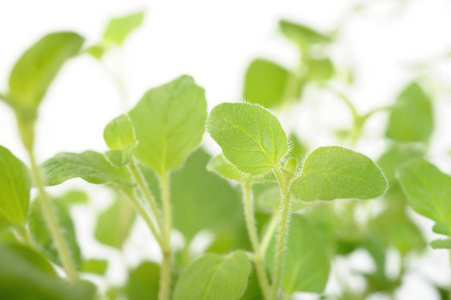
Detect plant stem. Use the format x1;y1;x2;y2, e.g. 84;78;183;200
27;149;79;282
158;171;172;300
242;183;271;299
271;166;292;300
260;212;279;257
15;225;35;248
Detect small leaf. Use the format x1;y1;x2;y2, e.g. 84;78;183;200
125;261;160;300
104;114;137;166
279;20;332;46
207;154;275;183
103;11;145;46
41;151;131;187
0;145;31;225
243;59;290;108
265;214;330;294
85;44;107;60
79;259;108;275
398;159;451;228
306;58;334;82
129;75;207;174
94;192;136;249
173;251;251;300
206;102;288;175
8;32;84;111
430;239;451;249
290;146;387;202
386;82;434;142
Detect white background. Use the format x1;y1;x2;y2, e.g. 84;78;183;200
1;0;451;299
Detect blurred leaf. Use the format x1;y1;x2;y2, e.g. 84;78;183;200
243;58;291;108
28;197;82;269
54;189;89;207
173;251;251;300
266;214;330;293
41;151;131;187
0;145;31;225
103;11;145;46
256;184;307;213
290;146;387;202
206;102;288;175
85;44;107;60
306;58;334;82
129;75;207;175
288;134;309;160
95;192;135;249
104;114;137;166
0;243;96;300
386;82;434;142
79;258;108;275
279;20;332;46
125;261;160;300
431;239;451;249
240;269;264;300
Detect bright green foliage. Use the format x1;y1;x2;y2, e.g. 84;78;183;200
129;75;207;175
207;154;275;183
173;251;251;300
95;193;136;249
0;244;96;300
103;11;145;46
243;59;290;108
266;214;330;294
7;32;84;111
306;58;334;82
398;159;451;231
256;185;307;212
41;151;131;187
126;262;160;300
79;259;108;275
0;146;31;225
28;198;82;269
206;102;288;175
104;114;137;166
430;239;451;249
290;146;387;202
386;82;434;142
279;20;332;45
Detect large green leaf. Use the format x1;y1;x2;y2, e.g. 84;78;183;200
279;20;332;46
173;251;251;300
0;145;31;225
104;114;137;166
41;151;131;187
398;159;451;229
129;75;207;175
0;244;95;300
386;82;434;142
243;59;290;108
266;214;330;294
103;11;145;46
125;261;160;300
206;102;288;175
8;32;84;111
290;146;387;202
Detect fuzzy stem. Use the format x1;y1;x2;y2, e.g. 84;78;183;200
271;166;292;300
260;212;279;257
158;171;172;300
242;183;271;299
27;149;79;282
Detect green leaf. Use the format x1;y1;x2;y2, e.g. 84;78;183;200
243;59;290;108
306;58;334;82
41;151;131;187
290;146;387;202
104;114;137;166
173;251;251;300
279;20;332;46
207;154;275;183
398;159;451;228
94;192;136;249
129;75;207;174
430;239;451;249
103;11;145;46
0;145;31;225
28;197;82;269
0;243;96;300
8;32;84;111
79;259;108;275
386;82;434;142
266;214;330;293
206;102;288;175
125;261;160;300
85;44;107;60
